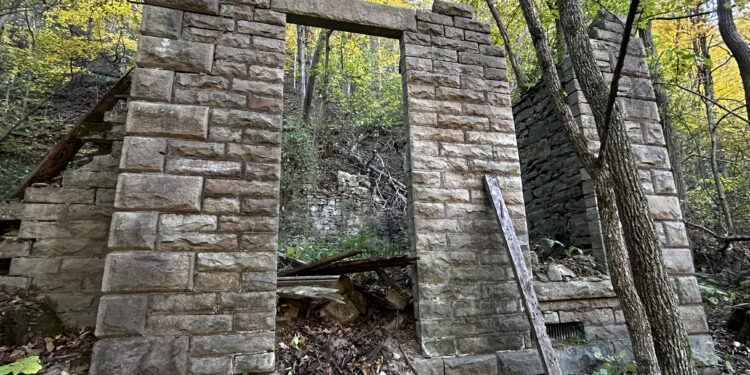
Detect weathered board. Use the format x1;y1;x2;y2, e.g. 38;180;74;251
484;174;562;375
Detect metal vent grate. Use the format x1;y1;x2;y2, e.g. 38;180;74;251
546;322;584;340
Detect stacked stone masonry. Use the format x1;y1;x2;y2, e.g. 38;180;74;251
0;1;715;374
402;1;532;358
0;112;124;328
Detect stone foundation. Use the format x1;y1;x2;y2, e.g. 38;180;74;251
0;1;715;374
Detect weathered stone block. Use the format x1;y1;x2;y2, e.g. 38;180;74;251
195;272;240;292
137;36;214;73
196;252;275;272
234;352;275;373
160;214;217;232
190;356;231;375
18;221;109;239
120;137;167;172
131;68;174;101
126;101;209;139
90;336;189;375
219;292;275;310
204;179;278;198
24;187;95;204
141;5;182;38
166;158;242;177
9;257;61;276
432;0;474;18
150;293;217;312
190;331;275;355
95;294;147;336
0;238;31;257
159;232;238;251
147;314;232;335
647;195;682;220
102;252;193;292
108;211;159;250
115;173;203;212
168;140;225;158
203;197;241;213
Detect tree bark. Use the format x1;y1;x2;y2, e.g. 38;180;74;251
302;29;333;123
693;20;735;232
717;0;750;127
640;23;688;206
297;25;307;111
485;0;525;88
554;0;697;373
516;0;661;372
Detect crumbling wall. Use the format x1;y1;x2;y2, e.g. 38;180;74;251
514;83;600;253
0;113;124;328
280;172;382;240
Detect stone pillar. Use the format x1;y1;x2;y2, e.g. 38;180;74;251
91;1;285;373
403;0;530;357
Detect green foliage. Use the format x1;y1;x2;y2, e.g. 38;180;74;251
280;115;320;203
698;281;735;305
592;351;638;375
0;356;43;375
281;230;409;263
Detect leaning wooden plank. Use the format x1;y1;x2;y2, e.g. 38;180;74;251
278;249;363;276
10;71;133;199
277;286;346;304
484;174;562;375
295;255;417;276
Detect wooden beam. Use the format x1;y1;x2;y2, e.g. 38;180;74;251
484;174;562;375
278;249;363;276
292;255;417;276
9;71;132;199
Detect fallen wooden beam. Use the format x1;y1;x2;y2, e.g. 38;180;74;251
277;286;345;304
279;249;362;276
292;255;417;276
277;275;341;288
10;71;132;199
484;174;562;375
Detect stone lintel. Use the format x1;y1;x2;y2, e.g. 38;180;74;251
271;0;417;38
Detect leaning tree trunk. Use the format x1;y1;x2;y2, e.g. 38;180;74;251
485;0;525;88
717;0;750;127
554;0;697;373
516;0;661;371
640;23;688;207
693;28;735;232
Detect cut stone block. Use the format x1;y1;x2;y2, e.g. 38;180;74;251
102;252;192;292
115;174;203;212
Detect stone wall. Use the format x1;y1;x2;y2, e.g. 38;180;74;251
511;8;714;367
514;83;604;261
90;0;289;372
403;1;530;357
280;172;384;240
0;112;124;328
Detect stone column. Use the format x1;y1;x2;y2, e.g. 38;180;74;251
91;1;285;373
403;0;530;357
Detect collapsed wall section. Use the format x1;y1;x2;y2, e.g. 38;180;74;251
403;1;530;357
0;115;123;328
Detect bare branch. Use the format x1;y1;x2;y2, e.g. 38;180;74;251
686;221;750;242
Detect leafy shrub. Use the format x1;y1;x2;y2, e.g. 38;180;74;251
280;114;319;204
592;351;637;375
0;356;42;375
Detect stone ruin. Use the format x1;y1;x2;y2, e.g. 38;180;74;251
0;0;717;373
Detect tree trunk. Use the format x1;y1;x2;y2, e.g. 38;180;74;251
297;25;307;111
717;0;750;127
554;1;697;373
693;23;735;232
302;29;333;123
516;0;661;372
485;0;525;88
640;23;688;207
